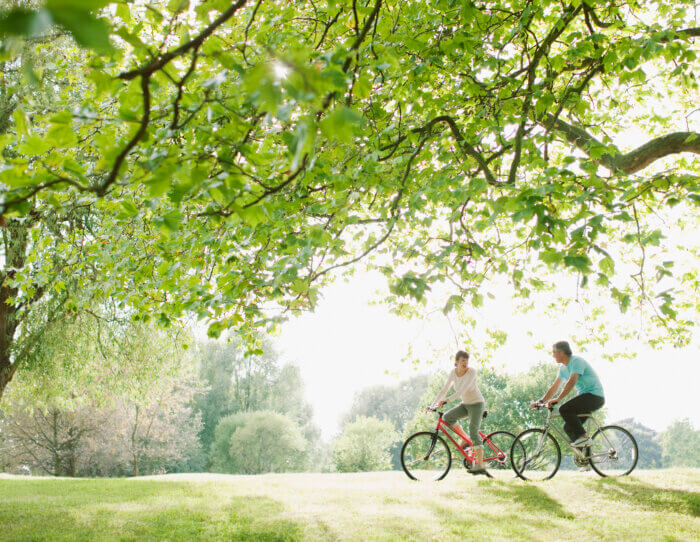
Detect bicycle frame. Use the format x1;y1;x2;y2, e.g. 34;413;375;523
534;408;612;462
434;414;506;464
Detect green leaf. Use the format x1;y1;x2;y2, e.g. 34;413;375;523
48;7;115;54
443;294;463;314
564;255;591;272
513;207;535;222
539;250;563;265
50;110;74;124
355;74;372;99
18;135;51;156
119;200;139;217
47;124;78;148
116;3;131;22
0;8;52;38
115;26;148;50
12;108;29;136
320;107;363;144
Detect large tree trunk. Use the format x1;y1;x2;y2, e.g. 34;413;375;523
0;219;29;400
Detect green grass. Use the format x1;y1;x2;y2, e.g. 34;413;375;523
0;469;698;541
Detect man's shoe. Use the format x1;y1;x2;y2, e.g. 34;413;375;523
571;436;592;448
578;464;591;472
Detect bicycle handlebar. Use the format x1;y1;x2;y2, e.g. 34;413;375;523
532;402;554;411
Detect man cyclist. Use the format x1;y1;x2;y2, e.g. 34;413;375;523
531;341;605;456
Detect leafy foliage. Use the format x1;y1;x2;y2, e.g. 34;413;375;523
210;410;307;474
616;417;663;469
661;418;700;468
332;415;398;472
194;337;320;467
339;373;430;432
0;0;697;403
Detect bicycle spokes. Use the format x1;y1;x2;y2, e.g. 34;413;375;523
401;432;452;481
511;428;561;481
588;425;638;477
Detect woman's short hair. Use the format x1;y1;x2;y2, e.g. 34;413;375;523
553;341;572;356
454;350;470;361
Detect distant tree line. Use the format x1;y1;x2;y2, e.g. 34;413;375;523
2;314;696;477
0;317;324;476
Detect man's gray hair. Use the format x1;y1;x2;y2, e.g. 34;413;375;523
553;341;572;356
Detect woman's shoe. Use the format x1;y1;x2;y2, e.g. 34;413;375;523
468;464;493;478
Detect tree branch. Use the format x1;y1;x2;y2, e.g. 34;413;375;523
545;115;700;174
118;0;249;80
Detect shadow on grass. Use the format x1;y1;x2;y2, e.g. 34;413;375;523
587;477;700;518
0;480;302;541
487;481;574;519
429;482;573;541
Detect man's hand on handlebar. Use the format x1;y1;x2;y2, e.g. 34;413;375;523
530;399;558;410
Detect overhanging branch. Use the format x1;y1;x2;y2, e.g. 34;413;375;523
545;114;700;174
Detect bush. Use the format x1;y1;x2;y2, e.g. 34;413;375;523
661;419;700;468
332;416;398;472
210;410;307;474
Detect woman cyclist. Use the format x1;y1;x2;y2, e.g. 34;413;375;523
431;350;489;475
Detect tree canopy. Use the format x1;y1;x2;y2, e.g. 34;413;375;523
0;0;698;398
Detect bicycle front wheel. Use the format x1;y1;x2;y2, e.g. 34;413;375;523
588;425;638;477
401;432;451;481
483;431;518;470
511;428;561;481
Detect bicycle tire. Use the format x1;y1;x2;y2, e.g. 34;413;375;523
401;431;451;481
511;428;561;481
483;431;518;470
588;425;638;477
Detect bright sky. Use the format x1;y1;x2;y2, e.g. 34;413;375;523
273;271;699;441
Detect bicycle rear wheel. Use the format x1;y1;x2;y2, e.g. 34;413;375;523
401;431;451;481
482;431;518;470
588;425;638;477
511;428;561;481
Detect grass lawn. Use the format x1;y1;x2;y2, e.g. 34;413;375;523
1;469;698;541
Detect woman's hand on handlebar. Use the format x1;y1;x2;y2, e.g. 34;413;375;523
425;401;446;413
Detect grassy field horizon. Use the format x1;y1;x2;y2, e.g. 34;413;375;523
1;469;698;541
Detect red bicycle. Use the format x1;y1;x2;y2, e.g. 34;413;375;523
400;407;519;481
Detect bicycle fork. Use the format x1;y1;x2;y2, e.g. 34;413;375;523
423;432;444;461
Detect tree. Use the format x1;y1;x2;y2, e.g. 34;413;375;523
615;417;663;469
0;1;697;401
194;337;320;467
332;416;398;472
661;418;700;468
0;401;103;476
0;383;204;477
113;383;203;477
193;338;272;455
0;314;203;476
210;410;307;474
340;373;430;433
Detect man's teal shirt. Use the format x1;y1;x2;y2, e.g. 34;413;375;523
557;355;605;398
